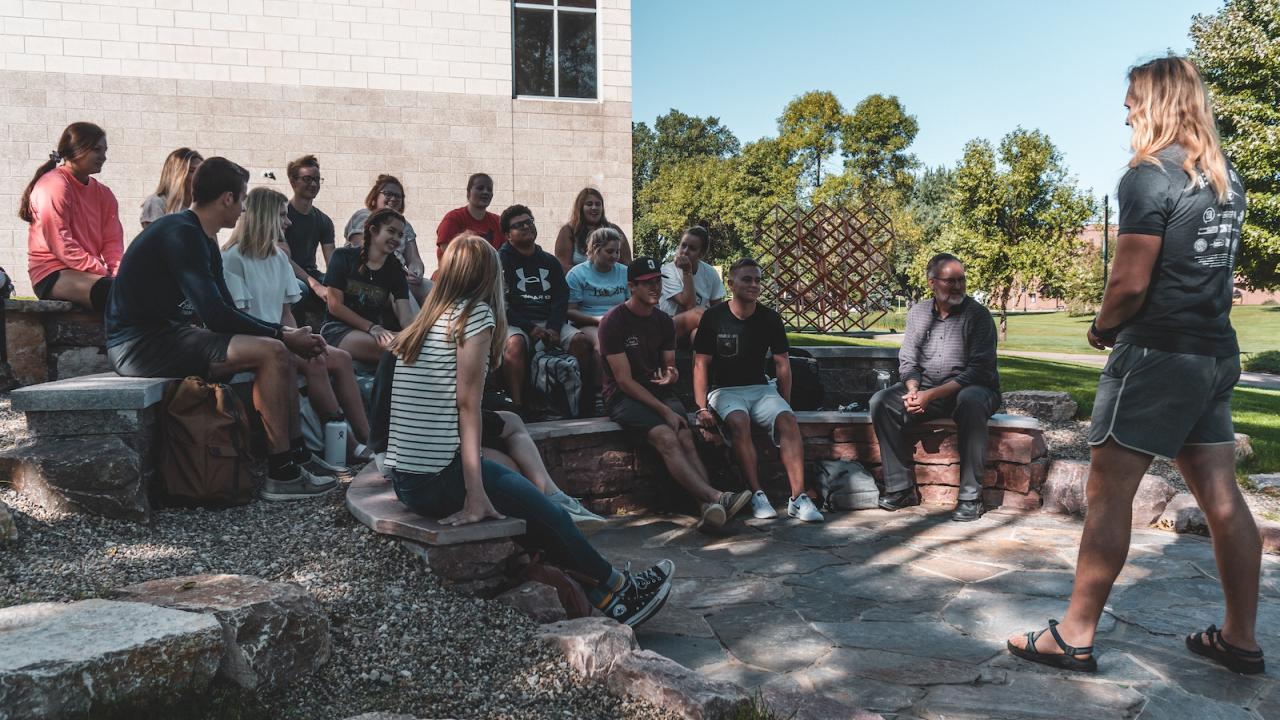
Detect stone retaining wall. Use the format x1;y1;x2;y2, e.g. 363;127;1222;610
530;413;1048;515
4;299;111;386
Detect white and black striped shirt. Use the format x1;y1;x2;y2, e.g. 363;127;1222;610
385;302;495;475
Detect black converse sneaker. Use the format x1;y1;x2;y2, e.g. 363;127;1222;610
604;560;675;628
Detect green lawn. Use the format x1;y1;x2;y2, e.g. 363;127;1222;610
999;355;1280;476
795;306;1280;360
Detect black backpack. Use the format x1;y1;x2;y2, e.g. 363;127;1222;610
767;347;824;411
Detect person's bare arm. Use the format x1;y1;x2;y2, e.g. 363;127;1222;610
1089;232;1161;348
566;304;599;326
393;298;415;330
773;353;792;405
607;352;684;431
441;327;505;526
693;353;716;429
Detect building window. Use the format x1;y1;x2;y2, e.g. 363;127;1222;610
513;0;598;99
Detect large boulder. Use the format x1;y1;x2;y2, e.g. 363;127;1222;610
537;617;638;679
1156;493;1209;535
1251;474;1280;495
2;435;150;522
0;599;223;719
496;581;567;624
112;574;330;691
1041;459;1176;526
606;650;751;720
1002;390;1078;422
1234;433;1253;463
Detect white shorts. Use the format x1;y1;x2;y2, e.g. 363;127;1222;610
708;383;793;447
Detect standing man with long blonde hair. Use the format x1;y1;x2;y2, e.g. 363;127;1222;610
1008;56;1261;675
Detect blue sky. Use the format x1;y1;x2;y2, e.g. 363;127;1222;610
633;0;1224;215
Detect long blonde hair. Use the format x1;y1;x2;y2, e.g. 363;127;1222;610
154;147;204;214
223;187;288;259
1127;56;1229;202
395;233;506;366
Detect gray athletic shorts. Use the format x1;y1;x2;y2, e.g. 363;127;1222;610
1087;343;1240;460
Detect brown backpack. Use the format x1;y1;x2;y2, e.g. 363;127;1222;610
157;376;254;507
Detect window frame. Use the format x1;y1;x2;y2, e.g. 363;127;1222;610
511;0;602;102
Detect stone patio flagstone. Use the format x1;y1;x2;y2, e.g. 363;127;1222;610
603;506;1279;719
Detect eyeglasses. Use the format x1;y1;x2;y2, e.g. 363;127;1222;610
932;276;966;285
509;218;536;231
379;190;404;201
297;175;323;185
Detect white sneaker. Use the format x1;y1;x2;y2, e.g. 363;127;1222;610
788;494;825;523
554;493;609;530
750;490;779;519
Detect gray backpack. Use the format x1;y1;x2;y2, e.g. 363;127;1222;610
817;460;879;511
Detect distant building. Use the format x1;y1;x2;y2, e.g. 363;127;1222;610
0;0;633;294
1003;223;1278;311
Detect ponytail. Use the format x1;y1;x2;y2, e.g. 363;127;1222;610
18;122;106;223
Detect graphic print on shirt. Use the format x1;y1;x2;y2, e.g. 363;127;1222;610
1193;169;1244;271
716;332;739;358
516;267;550;293
346;277;389;314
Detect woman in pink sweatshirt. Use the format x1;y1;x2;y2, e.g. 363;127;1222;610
19;122;124;312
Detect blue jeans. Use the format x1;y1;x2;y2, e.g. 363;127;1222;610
389;456;614;587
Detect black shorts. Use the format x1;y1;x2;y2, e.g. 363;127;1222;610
107;325;233;379
481;409;506;446
320;321;357;349
607;391;687;432
32;271;60;300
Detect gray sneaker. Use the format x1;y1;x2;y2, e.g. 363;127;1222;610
260;467;337;501
554;494;609;530
304;452;351;478
719;490;753;521
697;501;727;532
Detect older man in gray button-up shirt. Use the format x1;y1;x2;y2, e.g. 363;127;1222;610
869;253;1001;522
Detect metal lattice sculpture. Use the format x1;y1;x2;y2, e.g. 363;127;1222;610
756;202;896;333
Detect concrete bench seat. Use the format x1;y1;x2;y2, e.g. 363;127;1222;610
9;372;172;413
345;465;526;546
345;465;527;593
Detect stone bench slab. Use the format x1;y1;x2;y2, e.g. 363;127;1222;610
9;372;173;412
792;410;1042;431
345;466;525;546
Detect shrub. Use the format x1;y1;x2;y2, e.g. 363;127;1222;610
1243;350;1280;374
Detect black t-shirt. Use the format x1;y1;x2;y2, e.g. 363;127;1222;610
285;203;335;281
105;210;280;346
1116;145;1245;356
597;303;676;403
693;302;790;388
323;247;409;330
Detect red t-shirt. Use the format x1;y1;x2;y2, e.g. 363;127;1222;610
435;207;504;261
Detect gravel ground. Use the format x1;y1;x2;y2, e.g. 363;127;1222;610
0;397;675;720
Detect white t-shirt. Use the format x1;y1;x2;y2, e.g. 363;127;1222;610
659;260;726;316
140;194;168;226
220;245;302;323
386;302;495;475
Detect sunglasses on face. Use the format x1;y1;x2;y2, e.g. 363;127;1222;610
509;218;536;231
297;176;323;185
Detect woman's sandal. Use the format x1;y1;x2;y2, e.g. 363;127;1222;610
1007;619;1098;673
1186;625;1265;675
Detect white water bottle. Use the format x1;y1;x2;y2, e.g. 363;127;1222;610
324;420;347;468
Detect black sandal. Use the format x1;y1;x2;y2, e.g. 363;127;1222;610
1186;625;1265;675
1007;619;1097;672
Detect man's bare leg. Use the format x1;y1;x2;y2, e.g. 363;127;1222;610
1008;439;1151;655
210;335;294;455
648;425;720;504
1178;443;1262;655
723;411;762;493
502;334;529;409
776;412;808;499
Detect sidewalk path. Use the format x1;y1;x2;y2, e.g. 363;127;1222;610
999;350;1280;391
596;509;1280;719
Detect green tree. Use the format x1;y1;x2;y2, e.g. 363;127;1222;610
1190;0;1280;289
895;166;955;300
946;128;1096;337
632;110;741;253
778;91;846;194
840;94;920;201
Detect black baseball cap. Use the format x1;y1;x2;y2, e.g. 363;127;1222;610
628;256;667;282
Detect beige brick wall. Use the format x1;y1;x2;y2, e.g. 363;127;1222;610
0;0;633;295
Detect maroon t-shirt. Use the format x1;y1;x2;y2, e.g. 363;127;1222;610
597;302;676;403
